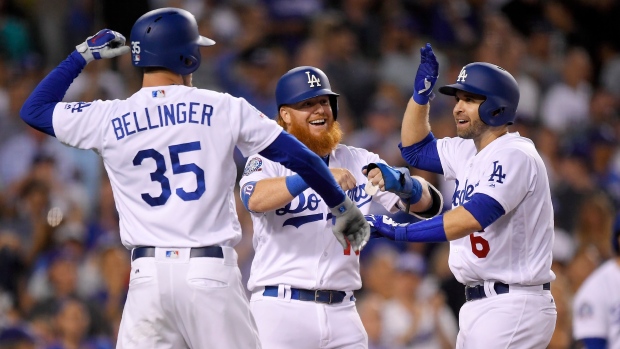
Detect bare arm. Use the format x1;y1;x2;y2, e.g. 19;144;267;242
247;177;294;213
401;98;432;147
248;168;358;213
443;206;482;241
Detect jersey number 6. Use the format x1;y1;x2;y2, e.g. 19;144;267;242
133;141;206;206
469;232;490;258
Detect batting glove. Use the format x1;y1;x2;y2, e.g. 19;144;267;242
330;197;370;252
412;43;439;105
365;214;404;240
76;29;130;64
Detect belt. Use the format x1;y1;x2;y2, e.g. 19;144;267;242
131;246;223;261
263;286;347;305
465;282;550;302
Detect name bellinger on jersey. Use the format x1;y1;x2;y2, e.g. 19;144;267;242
108;101;215;140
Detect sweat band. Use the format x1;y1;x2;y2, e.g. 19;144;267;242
285;174;309;197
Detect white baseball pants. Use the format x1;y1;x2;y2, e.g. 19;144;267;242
116;247;260;349
250;287;367;349
457;283;557;348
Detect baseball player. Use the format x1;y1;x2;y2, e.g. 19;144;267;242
366;44;557;348
19;8;370;349
572;220;620;349
238;66;443;349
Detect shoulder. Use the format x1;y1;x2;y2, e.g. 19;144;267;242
336;144;373;157
334;144;382;163
437;137;476;153
488;134;539;160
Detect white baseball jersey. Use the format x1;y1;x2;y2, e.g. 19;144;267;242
436;132;555;285
52;85;282;249
240;144;400;292
573;259;620;348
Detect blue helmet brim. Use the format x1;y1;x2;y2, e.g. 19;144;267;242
197;35;216;46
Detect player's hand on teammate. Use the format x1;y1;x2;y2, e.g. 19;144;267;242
76;29;130;64
412;43;439;105
365;214;404;240
363;163;423;204
330;168;357;191
330;197;370;252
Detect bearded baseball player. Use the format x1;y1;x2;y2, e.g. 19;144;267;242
366;44;557;348
572;221;620;349
19;8;370;349
239;66;443;349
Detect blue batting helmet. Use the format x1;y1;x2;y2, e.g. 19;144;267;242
276;66;339;120
130;8;215;75
439;62;520;126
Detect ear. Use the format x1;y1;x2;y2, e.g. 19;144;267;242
279;107;291;125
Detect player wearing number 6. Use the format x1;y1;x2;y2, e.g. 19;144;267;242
19;8;371;349
239;66;443;349
366;44;557;348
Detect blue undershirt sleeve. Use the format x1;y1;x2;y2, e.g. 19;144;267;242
259;131;345;207
397;215;448;242
462;193;506;229
398;132;444;174
19;51;87;137
581;338;607;349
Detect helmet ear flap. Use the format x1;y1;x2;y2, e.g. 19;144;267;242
492;107;505;117
329;95;339;120
181;55;198;70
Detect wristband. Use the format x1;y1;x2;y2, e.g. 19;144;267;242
405;176;423;204
285;174;309;197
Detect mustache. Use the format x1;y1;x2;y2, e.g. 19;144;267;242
287;120;343;157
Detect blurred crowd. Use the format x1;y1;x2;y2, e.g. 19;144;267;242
0;0;619;348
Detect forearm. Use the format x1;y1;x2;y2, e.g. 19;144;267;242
402;98;432;147
248;178;295;212
443;206;483;241
407;176;432;212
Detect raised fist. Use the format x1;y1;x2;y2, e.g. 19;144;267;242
76;29;130;63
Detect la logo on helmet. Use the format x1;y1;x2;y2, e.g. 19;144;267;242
457;68;468;82
306;71;322;87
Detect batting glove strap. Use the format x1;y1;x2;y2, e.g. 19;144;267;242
366;163;423;204
412;43;439;105
76;29;130;64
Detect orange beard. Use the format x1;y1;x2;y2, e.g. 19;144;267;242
287;120;343;157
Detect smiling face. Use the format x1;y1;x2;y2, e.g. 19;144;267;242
453;90;489;140
279;95;342;156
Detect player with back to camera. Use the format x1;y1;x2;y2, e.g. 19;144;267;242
238;66;444;349
572;219;620;349
19;7;370;349
365;44;557;348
